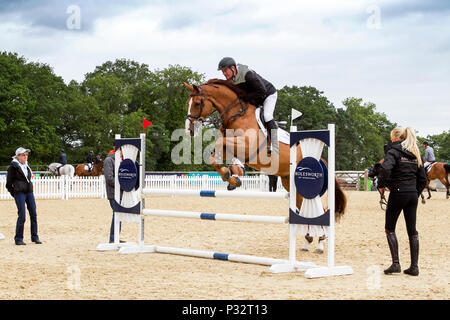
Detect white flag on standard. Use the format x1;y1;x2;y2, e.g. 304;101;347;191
291;109;302;126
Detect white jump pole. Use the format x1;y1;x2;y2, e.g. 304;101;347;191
0;233;5;240
143;188;289;200
143;209;287;224
119;244;315;268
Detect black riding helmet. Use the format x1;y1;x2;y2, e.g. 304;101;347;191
217;57;236;71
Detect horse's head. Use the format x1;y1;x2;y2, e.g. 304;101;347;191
184;82;214;136
367;163;381;178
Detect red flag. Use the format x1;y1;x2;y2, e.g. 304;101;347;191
143;118;152;133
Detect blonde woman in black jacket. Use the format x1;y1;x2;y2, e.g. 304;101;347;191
377;127;427;276
6;147;42;245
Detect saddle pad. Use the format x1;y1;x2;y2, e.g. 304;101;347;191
255;108;290;145
426;162;435;173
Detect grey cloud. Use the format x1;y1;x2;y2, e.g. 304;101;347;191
0;0;151;32
381;0;450;18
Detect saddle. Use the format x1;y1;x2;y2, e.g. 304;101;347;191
254;108;289;145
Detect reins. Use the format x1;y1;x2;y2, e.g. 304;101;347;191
186;84;249;128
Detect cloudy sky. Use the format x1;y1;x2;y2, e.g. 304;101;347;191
1;0;449;137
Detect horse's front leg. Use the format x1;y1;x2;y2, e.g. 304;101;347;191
438;177;450;199
227;163;245;190
210;136;242;188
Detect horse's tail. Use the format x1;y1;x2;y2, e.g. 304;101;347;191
444;163;450;173
334;177;347;221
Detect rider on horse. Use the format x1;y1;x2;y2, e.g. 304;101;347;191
86;150;94;175
217;57;279;154
57;149;67;176
422;141;435;171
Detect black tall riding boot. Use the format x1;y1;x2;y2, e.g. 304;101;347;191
404;234;419;276
265;120;278;155
384;231;401;274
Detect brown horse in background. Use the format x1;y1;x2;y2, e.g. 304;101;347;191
423;162;450;200
75;160;104;176
184;79;347;243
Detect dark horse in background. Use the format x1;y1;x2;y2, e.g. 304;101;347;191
368;161;450;207
184;79;347;252
367;161;388;210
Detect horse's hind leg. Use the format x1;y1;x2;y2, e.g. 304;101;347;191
302;233;313;251
438;177;450;199
315;235;326;254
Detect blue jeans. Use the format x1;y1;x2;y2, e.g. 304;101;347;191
109;199;121;242
14;192;39;243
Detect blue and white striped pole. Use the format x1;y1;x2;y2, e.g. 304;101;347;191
143;188;289;200
143;209;287;224
118;245;317;269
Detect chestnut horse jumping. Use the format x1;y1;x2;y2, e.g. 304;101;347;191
423;162;450;200
184;79;347;234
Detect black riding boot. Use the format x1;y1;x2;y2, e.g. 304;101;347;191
404;234;419;276
384;231;401;274
265;120;278;155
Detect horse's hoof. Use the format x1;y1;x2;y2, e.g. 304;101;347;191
421;198;425;204
314;249;324;254
234;176;242;187
301;248;309;252
222;169;230;181
304;234;313;244
227;184;236;191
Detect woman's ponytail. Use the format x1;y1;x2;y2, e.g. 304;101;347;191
401;126;423;166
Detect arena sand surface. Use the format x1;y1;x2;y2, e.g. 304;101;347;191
0;191;448;300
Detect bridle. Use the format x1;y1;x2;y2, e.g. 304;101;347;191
186;85;249;131
187;86;207;123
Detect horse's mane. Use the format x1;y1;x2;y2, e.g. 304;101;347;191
206;78;246;97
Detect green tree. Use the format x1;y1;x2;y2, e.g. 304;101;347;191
147;65;205;171
337;98;396;170
0;52;67;167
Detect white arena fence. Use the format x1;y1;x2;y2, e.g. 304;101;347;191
4;170;434;200
0;174;281;200
0;175;106;200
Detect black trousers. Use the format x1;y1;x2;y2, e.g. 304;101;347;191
268;175;278;192
385;191;418;236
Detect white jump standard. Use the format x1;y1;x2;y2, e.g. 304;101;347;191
96;124;353;278
269;124;353;278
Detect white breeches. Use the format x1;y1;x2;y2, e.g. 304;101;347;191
262;92;277;122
